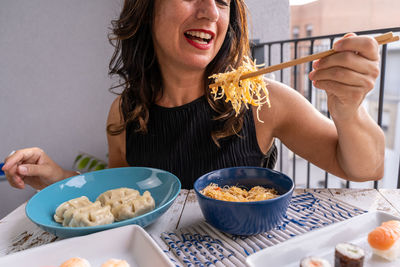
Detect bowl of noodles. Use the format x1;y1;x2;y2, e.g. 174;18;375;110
194;166;294;235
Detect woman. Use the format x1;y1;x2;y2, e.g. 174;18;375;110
2;0;384;190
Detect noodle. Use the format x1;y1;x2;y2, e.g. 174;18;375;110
200;183;279;202
208;56;271;123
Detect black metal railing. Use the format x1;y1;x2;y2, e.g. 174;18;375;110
251;27;400;189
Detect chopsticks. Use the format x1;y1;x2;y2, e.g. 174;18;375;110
209;32;399;88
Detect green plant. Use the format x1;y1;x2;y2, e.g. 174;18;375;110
72;152;107;173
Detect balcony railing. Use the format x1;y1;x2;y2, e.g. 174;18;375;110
251;27;400;189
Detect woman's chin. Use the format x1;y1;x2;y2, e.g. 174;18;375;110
182;58;213;71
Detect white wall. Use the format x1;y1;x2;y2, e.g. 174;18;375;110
0;0;120;168
0;0;121;218
246;0;290;43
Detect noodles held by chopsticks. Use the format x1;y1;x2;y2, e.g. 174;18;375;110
208;56;271;123
201;183;279;202
208;33;399;124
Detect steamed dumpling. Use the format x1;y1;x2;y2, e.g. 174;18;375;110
62;201;114;227
97;188;155;221
111;191;155;221
54;187;155;227
96;188;140;208
54;197;114;227
54;196;93;223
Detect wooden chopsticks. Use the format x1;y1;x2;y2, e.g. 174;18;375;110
209;32;399;88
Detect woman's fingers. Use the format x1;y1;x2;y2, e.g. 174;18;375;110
312;80;364;102
2;147;47;189
4;164;25;189
309;33;380;103
7;175;25;189
309;66;376;92
18;163;53;178
333;34;379;61
312;51;380;80
2;156;23;188
2;147;65;190
2;147;44;170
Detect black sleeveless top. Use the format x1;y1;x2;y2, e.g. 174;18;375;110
126;96;277;189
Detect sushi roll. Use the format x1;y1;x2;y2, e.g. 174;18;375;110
334;243;364;267
368;220;400;261
300;256;331;267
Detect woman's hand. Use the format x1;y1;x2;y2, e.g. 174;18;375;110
309;33;380;121
2;147;73;190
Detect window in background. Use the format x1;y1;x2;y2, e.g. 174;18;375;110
293;26;299;39
306;24;313;37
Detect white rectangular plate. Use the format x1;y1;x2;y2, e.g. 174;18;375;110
246;211;400;267
0;224;175;267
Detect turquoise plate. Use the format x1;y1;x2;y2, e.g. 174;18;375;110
25;167;181;238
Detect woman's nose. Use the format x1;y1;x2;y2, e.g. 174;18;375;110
196;0;220;22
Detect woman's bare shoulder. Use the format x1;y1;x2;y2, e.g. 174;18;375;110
107;95;128;167
107;95;123;126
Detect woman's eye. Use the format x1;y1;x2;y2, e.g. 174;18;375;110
216;0;229;7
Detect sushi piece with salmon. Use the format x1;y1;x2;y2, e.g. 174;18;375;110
368;220;400;261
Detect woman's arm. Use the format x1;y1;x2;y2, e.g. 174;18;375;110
256;37;385;182
308;33;385;180
106;96;129;168
262;79;384;182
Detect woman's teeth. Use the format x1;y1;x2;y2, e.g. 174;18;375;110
185;31;212;44
193;39;208;45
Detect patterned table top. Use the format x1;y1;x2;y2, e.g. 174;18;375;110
1;188;400;266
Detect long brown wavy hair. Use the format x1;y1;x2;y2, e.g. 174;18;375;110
107;0;251;145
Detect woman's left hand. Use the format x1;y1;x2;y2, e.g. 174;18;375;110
309;33;380;121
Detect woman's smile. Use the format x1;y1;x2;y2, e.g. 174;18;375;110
184;29;215;50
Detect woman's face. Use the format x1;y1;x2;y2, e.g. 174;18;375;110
153;0;230;72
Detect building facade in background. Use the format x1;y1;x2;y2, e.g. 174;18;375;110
290;0;399;38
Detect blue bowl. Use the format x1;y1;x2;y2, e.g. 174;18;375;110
194;167;294;235
25;167;181;238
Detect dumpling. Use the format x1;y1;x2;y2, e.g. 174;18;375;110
134;191;155;217
62;201;114;227
54;187;155;227
54;196;114;227
54;196;93;223
111;191;155;221
96;188;140;208
97;188;155;221
101;259;130;267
